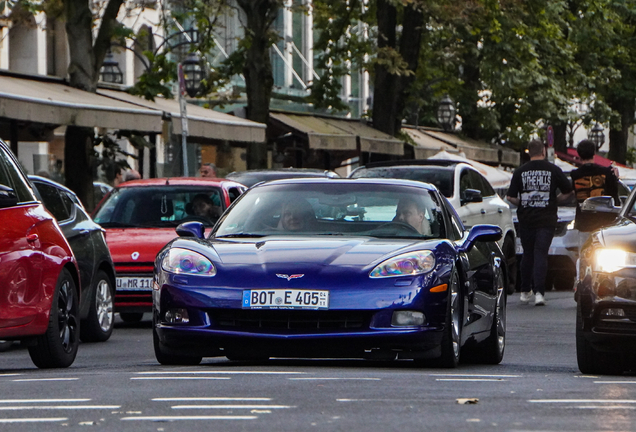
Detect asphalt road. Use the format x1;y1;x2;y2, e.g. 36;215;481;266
0;291;634;431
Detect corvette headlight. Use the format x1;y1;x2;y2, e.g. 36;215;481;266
161;248;216;276
595;249;636;273
370;250;435;278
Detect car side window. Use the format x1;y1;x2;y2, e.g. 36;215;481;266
476;173;495;197
34;181;71;221
228;187;242;203
0;146;34;203
459;170;472;195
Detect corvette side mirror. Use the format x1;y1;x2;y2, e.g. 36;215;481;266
459;224;502;253
176;221;205;239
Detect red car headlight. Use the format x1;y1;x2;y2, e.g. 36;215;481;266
369;250;435;278
161;248;216;276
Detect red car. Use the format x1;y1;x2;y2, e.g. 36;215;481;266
92;178;246;322
0;139;80;368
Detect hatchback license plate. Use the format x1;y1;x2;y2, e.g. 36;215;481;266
243;289;329;309
116;276;153;291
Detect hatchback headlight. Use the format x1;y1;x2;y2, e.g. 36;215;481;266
595;248;636;273
162;248;216;276
370;250;435;278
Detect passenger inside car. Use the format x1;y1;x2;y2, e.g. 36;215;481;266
393;197;432;235
280;199;316;232
190;193;222;223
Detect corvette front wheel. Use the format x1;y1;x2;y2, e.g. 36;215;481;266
434;268;462;368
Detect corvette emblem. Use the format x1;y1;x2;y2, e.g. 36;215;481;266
276;274;304;281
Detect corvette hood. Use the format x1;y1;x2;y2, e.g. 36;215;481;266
105;228;179;264
209;237;438;268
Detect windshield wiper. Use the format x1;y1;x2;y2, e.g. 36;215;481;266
215;233;266;238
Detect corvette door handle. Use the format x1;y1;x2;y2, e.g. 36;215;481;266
26;233;38;242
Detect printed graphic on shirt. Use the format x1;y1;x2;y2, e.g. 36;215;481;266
520;170;551;208
574;175;607;201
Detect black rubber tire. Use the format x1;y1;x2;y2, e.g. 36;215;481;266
576;302;624;375
80;270;115;342
28;268;79;368
503;236;517;294
477;270;507;364
119;312;144;323
434;268;462;368
153;315;202;366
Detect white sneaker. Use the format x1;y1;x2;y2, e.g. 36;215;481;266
520;291;533;304
535;293;546;306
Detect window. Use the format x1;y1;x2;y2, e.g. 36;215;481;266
0;146;34;203
33;182;71;221
476;173;495;197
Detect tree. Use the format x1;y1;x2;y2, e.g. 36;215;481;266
63;0;126;209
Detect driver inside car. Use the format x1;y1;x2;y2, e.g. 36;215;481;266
280;199;316;232
191;194;222;223
394;197;431;235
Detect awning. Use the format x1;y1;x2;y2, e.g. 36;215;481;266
270;111;404;155
404;126;519;166
98;89;266;143
0;73;162;133
403;127;458;159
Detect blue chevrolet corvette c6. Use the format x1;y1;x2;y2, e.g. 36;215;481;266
152;178;507;367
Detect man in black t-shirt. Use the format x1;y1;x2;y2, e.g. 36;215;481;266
507;140;574;306
571;139;620;232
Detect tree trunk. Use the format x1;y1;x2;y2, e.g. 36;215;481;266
237;0;278;169
63;0;125;207
608;98;634;164
65;126;95;211
372;0;399;136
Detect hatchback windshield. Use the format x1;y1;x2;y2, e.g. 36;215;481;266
93;186;224;227
214;183;447;239
350;166;454;198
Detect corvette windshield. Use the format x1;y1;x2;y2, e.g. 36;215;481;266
93;186;224;227
214;183;446;239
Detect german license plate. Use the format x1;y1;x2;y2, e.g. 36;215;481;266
116;276;153;291
243;289;329;309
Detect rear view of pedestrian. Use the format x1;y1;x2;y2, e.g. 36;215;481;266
507;140;574;306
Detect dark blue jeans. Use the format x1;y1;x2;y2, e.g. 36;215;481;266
519;226;555;296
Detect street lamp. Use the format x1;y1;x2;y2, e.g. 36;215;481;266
181;52;205;98
437;94;456;132
588;122;605;151
99;51;124;84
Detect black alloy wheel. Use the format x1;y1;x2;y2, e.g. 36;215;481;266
28;268;79;368
80;270;115;342
434;268;462;368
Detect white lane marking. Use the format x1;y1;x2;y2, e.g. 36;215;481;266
136;371;305;375
12;378;78;382
172;405;293;409
121;415;257;421
338;399;429;402
594;381;636;384
0;418;68;423
0;399;90;403
430;374;520;378
435;378;507;382
288;378;380;381
0;405;120;410
131;377;231;381
530;399;636;403
154;397;271;402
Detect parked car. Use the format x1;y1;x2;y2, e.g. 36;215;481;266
507;180;631;292
0;139;80;368
226;168;340;188
28;175;116;342
92;178;247;322
349;160;517;293
576;189;636;374
153;177;506;367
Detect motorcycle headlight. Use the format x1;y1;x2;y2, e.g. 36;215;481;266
370;250;435;278
161;248;216;276
595;248;636;273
